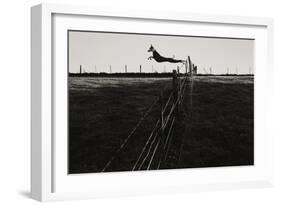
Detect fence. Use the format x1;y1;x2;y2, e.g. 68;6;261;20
102;56;198;172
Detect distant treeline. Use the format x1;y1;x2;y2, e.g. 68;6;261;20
196;74;254;76
69;72;176;78
69;72;254;78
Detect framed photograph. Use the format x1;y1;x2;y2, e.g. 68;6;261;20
31;3;274;201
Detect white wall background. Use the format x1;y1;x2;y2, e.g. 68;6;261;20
0;0;280;205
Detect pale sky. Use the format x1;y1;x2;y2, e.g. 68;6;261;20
68;30;254;75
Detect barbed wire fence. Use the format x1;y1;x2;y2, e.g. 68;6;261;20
101;56;197;172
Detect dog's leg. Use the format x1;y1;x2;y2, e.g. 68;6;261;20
148;56;153;60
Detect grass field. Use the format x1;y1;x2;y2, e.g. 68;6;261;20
68;76;254;174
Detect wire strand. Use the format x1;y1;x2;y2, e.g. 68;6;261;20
101;97;159;172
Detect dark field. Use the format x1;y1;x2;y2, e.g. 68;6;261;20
68;76;254;174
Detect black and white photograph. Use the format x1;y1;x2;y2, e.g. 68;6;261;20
68;30;254;174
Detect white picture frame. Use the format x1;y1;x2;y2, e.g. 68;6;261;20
31;3;274;202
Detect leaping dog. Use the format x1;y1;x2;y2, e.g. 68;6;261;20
147;45;185;64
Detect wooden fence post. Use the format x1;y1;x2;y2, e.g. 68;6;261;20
188;56;192;76
185;60;188;75
159;92;164;138
177;66;181;92
192;64;195;76
173;70;178;115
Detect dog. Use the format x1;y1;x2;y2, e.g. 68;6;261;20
147;45;185;64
